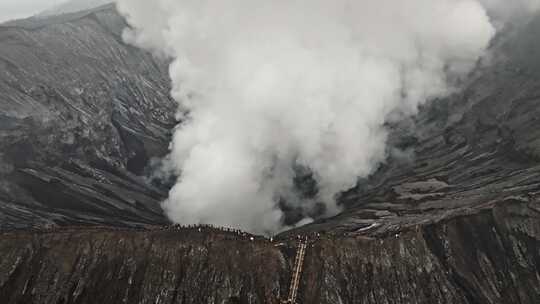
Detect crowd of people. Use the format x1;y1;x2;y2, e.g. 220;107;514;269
8;223;329;246
149;223;261;239
146;224;324;244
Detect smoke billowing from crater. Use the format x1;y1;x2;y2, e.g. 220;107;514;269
116;0;533;234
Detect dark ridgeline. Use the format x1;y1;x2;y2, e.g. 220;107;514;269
0;4;540;304
1;202;539;303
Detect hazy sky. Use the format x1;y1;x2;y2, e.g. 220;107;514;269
0;0;67;22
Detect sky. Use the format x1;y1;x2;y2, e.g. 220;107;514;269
0;0;67;22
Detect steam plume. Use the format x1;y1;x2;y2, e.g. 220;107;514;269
115;0;530;234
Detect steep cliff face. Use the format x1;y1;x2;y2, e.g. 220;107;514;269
0;5;175;228
0;227;287;304
302;201;540;304
0;200;538;304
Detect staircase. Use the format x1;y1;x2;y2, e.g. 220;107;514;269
282;239;308;304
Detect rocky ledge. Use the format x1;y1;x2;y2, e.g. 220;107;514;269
1;199;538;304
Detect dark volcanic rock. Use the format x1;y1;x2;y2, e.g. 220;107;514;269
0;5;176;228
301;201;540;304
0;200;538;303
284;15;540;239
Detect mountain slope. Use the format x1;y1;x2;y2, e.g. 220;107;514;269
0;5;175;228
286;18;540;238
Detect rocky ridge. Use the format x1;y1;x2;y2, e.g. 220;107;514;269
0;199;538;303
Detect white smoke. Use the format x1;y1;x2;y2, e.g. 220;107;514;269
115;0;531;234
